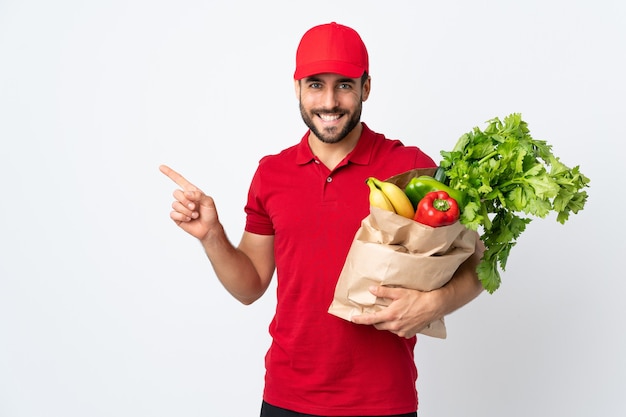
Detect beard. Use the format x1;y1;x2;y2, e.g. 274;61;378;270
299;101;362;144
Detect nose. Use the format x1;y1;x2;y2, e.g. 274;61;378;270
321;87;339;109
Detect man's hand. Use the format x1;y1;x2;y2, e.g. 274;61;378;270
350;286;443;339
351;240;484;339
159;164;220;241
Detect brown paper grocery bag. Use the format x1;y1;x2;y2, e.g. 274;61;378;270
328;168;477;339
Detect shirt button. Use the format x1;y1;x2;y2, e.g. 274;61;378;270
314;159;320;164
326;177;332;183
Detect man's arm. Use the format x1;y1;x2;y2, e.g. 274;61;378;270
160;165;275;305
202;229;275;305
351;237;485;338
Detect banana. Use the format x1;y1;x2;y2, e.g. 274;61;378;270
369;177;416;219
366;177;395;212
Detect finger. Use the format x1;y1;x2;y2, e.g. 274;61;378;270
159;164;199;191
173;188;204;209
169;209;195;223
352;312;408;337
368;285;400;301
171;200;199;220
351;311;382;326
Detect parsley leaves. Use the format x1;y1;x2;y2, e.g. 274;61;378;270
439;113;590;293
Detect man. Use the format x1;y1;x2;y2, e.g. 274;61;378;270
161;22;483;417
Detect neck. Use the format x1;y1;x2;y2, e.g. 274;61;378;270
308;123;363;170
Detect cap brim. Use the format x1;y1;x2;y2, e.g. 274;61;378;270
294;60;365;80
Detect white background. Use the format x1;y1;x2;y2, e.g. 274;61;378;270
1;1;624;416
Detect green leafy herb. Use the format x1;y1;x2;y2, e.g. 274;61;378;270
439;113;590;293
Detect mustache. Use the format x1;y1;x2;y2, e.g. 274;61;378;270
312;107;346;115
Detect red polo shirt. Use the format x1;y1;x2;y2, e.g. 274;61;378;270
245;123;437;416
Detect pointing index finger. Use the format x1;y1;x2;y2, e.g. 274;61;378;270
159;164;199;191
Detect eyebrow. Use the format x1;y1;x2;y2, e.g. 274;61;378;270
305;76;356;84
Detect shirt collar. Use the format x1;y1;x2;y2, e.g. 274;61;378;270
295;123;376;166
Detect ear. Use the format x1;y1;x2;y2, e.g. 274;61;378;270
361;76;371;102
294;79;301;100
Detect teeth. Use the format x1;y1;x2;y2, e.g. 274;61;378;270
320;114;340;121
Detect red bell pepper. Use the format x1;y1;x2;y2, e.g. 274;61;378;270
413;190;460;227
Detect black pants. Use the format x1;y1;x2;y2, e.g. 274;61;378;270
260;401;417;417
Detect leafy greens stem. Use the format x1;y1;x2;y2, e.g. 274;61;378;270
497;178;524;189
477;151;499;165
480;202;492;230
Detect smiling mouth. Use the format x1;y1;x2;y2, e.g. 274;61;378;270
318;113;342;122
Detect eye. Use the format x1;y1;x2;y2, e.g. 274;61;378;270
338;83;352;89
309;82;322;89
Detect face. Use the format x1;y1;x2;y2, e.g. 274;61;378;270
296;73;370;144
